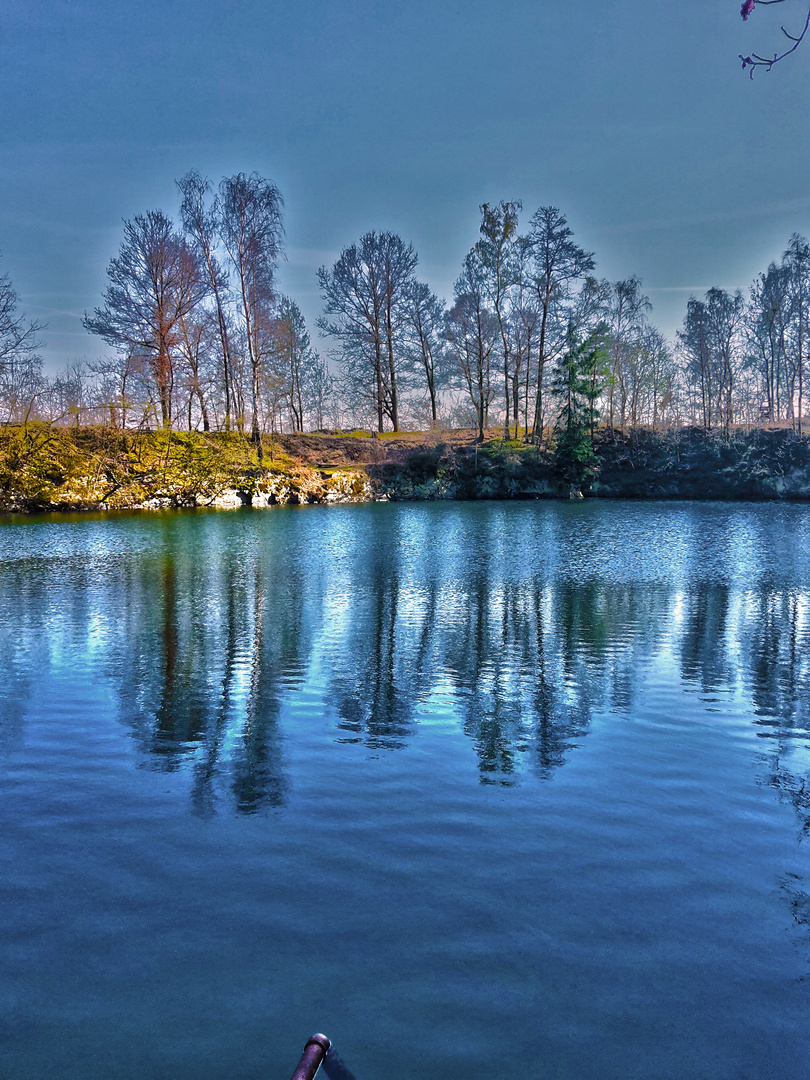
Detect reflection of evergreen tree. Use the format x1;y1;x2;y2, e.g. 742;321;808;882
531;585;590;779
531;582;675;778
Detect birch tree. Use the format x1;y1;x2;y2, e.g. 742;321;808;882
219;172;284;456
522;207;595;444
177;170;237;432
405;281;447;426
476;201;522;438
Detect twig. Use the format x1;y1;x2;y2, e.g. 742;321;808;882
740;1;810;76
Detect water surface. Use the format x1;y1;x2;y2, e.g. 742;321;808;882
1;500;809;1079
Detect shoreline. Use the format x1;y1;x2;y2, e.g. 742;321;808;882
2;424;810;515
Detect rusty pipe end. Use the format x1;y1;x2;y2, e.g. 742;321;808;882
290;1033;332;1080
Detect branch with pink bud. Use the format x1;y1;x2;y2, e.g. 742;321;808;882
739;0;810;75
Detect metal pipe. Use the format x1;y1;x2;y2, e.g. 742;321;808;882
290;1034;331;1080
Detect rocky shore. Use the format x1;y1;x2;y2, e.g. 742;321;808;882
2;423;810;514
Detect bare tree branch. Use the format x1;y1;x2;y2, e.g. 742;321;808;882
740;0;810;76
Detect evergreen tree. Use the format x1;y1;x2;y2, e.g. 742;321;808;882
551;322;608;489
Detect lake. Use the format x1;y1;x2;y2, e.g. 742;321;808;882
1;499;809;1080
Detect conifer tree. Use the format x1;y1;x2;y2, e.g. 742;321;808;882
551;322;608;489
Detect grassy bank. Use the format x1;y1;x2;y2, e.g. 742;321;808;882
0;424;310;512
2;422;810;513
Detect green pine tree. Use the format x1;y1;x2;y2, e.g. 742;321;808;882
551;322;609;490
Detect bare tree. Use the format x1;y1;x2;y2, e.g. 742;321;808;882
218;172;284;457
269;296;322;432
708;287;745;429
305;352;334;431
405;281;447;426
776;234;810;432
176;307;216;431
0;262;45;423
522;207;595;444
677;288;744;429
86;350;141;428
605;277;651;434
510;286;540;438
318;232;417;432
84;211;207;428
177;170;237;432
47;360;87;427
746;262;791;421
678;298;714;426
621;325;675;430
476;201;522;438
444;252;499;442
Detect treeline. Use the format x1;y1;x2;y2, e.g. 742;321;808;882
3;173;810;439
1;172;333;459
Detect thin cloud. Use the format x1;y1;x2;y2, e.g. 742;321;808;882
593;197;810;239
647;286;719;294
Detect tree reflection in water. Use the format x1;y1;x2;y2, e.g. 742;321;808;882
2;506;808;830
108;538;810;847
104;533;294;814
330;512;415;750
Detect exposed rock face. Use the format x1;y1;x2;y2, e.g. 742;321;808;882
197;469;374;510
320;470;374;503
206;489;252;509
591;428;810;501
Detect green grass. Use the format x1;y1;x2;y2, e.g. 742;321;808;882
0;424;315;510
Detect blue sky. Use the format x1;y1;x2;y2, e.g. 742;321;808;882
2;0;810;372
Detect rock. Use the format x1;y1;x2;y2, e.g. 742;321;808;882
205;489;250;509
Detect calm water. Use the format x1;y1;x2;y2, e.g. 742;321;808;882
1;500;809;1080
